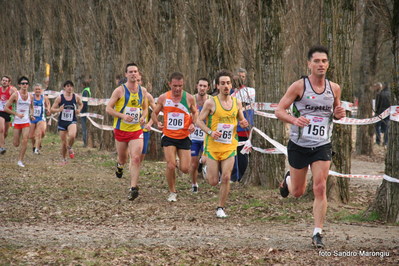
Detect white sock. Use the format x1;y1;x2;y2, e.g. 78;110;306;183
192;183;198;187
286;175;291;183
313;227;322;236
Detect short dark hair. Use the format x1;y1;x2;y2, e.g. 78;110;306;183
197;76;210;86
2;75;12;83
215;69;233;85
82;79;90;88
125;63;139;73
169;72;184;82
307;45;329;61
63;80;74;88
18;76;29;84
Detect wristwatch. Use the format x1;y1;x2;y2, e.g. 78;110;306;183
207;130;212;135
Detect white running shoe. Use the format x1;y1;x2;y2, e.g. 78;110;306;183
202;164;207;179
18;161;25;167
168;192;177;202
216;208;228;218
34;149;40;155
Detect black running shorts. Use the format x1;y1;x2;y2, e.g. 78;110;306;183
161;135;192;150
0;111;11;122
287;140;332;169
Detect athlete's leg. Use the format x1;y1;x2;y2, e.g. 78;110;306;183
36;121;46;149
80;116;87;146
164;145;178;193
190;155;199;185
4;121;10;140
67;124;77;148
206;157;220;186
19;127;30;162
287;165;309;197
59;130;68;160
13;128;22;147
127;138;143;188
310;160;330;229
0;117;6;148
218;156;235;207
29;123;37;148
177;148;191;174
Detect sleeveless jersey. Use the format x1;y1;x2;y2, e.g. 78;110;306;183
113;84;143;132
162;91;192;139
191;94;211;141
13;91;32;125
289;76;335;148
58;94;77;128
33;94;46;121
204;96;238;153
0;86;12;112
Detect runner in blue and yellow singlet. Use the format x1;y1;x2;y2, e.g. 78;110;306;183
106;62;148;201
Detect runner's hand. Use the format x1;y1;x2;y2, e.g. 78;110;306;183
239;119;249;129
334;106;346;119
188;123;195;134
293;116;310;128
139;117;145;127
157;121;164;130
211;131;222;140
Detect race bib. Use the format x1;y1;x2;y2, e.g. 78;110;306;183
302;115;329;141
0;101;5;111
123;107;140;124
167;112;185;130
61;109;74;122
33;106;41;117
215;123;234;144
192;125;205;141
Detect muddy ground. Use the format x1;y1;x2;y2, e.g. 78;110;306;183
0;133;398;265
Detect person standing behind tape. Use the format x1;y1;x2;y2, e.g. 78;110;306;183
80;79;91;147
375;81;391;146
230;72;255;182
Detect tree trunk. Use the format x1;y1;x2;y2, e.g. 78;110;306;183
364;0;399;222
355;1;380;156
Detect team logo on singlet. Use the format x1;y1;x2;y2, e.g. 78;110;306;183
131;99;138;106
1;95;6;101
312;117;324;123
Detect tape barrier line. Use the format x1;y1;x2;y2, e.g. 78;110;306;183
333;108;391;125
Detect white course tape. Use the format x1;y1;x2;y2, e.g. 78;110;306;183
390;106;399;122
333;108;391;125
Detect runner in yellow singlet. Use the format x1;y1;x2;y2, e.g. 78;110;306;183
196;69;248;218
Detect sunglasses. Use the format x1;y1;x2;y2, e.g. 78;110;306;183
21;82;29;85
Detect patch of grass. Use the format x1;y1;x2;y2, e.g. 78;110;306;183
337;210;380;222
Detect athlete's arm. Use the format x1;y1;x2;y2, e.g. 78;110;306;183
331;82;345;120
196;98;222;140
44;95;51;116
236;98;249;129
105;86;133;122
140;88;148;127
187;94;198;134
275;79;310;128
151;93;165;130
30;97;35;121
4;93;23;118
144;93;156;131
75;94;84;115
51;96;64;113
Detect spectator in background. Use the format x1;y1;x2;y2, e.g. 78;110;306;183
237;68;247;85
81;79;91;147
230;72;255;182
375;81;391;146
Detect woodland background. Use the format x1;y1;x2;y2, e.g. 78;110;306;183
1;0;398;221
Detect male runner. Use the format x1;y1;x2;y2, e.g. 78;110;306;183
0;75;16;154
151;72;197;202
29;83;51;154
106;63;148;201
275;45;346;248
136;74;156;163
5;76;34;167
196;69;248;218
51;80;84;166
189;77;211;193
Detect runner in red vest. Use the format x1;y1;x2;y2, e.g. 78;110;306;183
0;75;17;154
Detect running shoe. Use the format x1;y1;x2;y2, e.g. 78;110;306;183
216;207;228;218
280;170;290;198
0;148;6;155
202;164;207;179
115;163;124;178
32;147;35;153
60;159;68;166
17;161;25;167
312;233;325;249
168;192;177;202
191;186;198;194
34;149;40;155
68;146;74;159
127;186;139;201
197;162;203;173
